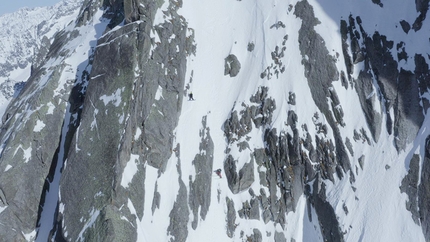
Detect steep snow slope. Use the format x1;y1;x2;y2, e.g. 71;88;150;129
171;1;316;241
307;0;429;241
0;0;429;241
56;0;429;241
148;0;427;241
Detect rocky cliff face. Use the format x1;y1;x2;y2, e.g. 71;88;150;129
0;0;429;241
58;0;193;240
0;0;83;116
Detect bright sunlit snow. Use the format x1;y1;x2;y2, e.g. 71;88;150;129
131;0;428;241
0;0;428;241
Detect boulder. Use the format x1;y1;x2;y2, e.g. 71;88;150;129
224;155;255;194
224;54;241;77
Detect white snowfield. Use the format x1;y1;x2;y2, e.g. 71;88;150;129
135;0;427;241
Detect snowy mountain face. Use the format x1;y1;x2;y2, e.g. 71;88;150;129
0;0;429;241
0;0;83;116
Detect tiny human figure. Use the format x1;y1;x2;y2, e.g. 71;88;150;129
214;169;222;178
188;92;194;101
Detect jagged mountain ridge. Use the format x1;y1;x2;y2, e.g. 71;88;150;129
0;0;83;116
0;0;429;241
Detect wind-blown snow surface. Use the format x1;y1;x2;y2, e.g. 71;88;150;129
126;0;428;241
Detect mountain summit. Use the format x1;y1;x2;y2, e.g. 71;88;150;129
0;0;429;241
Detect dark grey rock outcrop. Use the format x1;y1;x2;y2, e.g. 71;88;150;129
340;19;354;82
400;20;411;34
168;160;190;242
419;136;430;241
343;15;424;151
75;0;104;27
309;175;344;242
274;231;287;242
151;182;161;214
224;54;241;77
341;16;383;142
395;68;423;150
31;36;51;74
58;0;193;240
248;42;255;52
223;86;276;143
260;40;287;80
371;0;383;7
224;154;255;194
59;21;147;241
0;13;87;241
253;127;305;226
412;0;429;31
223;87;307;228
288;92;296;105
295;0;351;176
189;116;214;229
226;197;237;238
238;197;260;220
401;154;420;224
415;54;430;113
358;155;365;170
249;86;276;128
345;137;354;156
246;229;262;242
